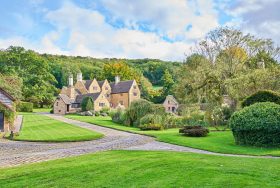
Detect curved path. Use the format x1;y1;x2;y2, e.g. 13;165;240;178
0;114;279;168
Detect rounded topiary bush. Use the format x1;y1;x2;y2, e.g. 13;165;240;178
229;102;280;147
241;90;280;108
179;126;209;137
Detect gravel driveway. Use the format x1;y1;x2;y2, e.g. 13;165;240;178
0;114;279;168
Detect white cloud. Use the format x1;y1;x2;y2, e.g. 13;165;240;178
99;0;220;41
0;1;222;61
43;1;191;61
226;0;280;44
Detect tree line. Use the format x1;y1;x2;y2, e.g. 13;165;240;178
0;46;179;107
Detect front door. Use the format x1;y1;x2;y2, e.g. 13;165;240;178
0;112;4;131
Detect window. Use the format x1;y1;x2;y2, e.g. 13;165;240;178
168;107;171;111
106;94;110;98
99;103;105;107
120;93;123;96
133;85;137;89
56;102;59;106
168;100;170;104
120;101;124;105
133;92;137;96
71;103;80;108
93;86;98;90
105;87;108;90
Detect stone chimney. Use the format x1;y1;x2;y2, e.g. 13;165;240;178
68;74;73;86
115;75;120;84
77;72;83;82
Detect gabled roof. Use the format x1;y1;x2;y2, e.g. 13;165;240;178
165;95;179;104
110;80;134;94
74;93;101;104
58;94;73;105
0;88;16;101
83;80;93;90
97;80;105;87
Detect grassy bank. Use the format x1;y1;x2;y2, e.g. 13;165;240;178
66;115;280;156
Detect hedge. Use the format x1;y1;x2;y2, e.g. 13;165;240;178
16;101;33;112
229;102;280;147
241;90;280;108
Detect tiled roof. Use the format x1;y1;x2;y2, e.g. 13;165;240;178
110;80;134;94
83;80;93;90
97;80;105;87
0;88;15;101
74;93;101;104
58;94;73;104
165;95;179;104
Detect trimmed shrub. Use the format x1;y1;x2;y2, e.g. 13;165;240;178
81;97;94;112
229;102;280;147
139;123;163;131
241;90;280;108
16;101;33;112
140;114;163;126
179;126;209;137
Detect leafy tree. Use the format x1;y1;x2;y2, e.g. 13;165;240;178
161;69;174;96
81;97;94;111
103;61;141;83
0;74;22;99
0;46;57;106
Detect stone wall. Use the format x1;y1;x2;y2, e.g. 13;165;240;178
53;98;67;115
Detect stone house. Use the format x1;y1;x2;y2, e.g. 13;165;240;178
163;95;179;113
53;73;140;115
0;88;16;132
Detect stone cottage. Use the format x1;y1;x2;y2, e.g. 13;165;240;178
53;73;140;115
0;88;16;132
163;95;179;113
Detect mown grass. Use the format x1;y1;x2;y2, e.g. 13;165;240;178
14;113;103;142
0;150;280;187
33;108;52;113
66;115;280;156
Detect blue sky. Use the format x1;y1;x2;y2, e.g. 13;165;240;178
0;0;279;61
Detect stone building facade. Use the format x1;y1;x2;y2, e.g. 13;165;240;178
163;95;179;113
0;88;16;132
53;73;140;115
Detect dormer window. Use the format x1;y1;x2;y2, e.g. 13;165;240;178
133;92;137;96
133;85;137;89
93;86;97;90
105;87;108;90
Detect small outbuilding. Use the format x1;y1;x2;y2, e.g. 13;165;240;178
0;88;16;132
163;95;179;113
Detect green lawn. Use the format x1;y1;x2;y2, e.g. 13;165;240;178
0;150;279;187
33;108;52;113
66;115;280;156
14;113;103;142
152;85;163;90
